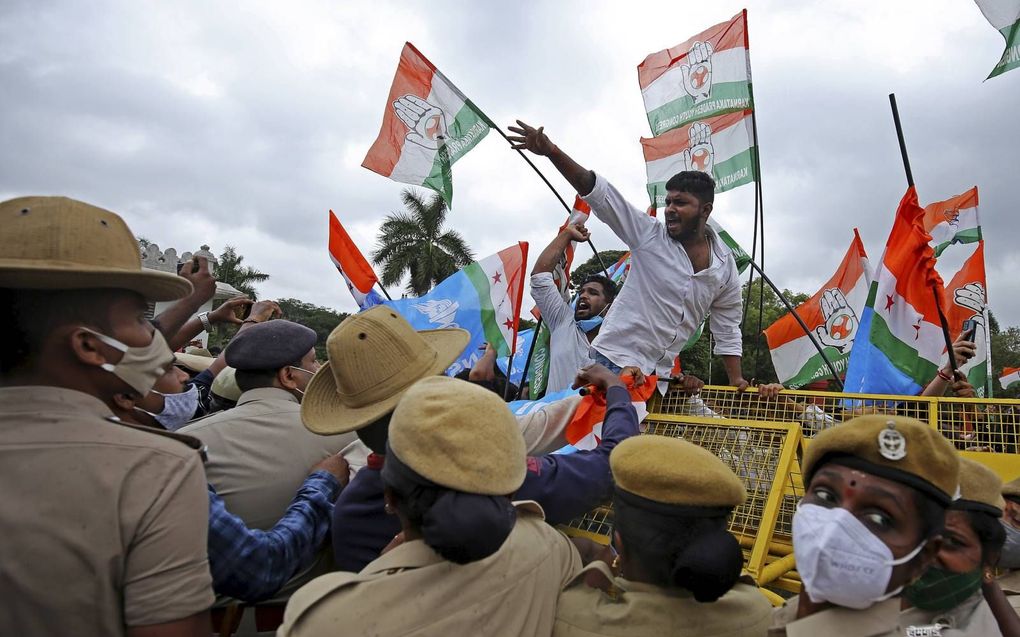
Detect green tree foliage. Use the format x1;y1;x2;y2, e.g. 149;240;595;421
276;299;350;360
372;189;474;297
569;250;627;291
216;246;269;300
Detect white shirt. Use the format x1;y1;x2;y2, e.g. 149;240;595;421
583;174;743;375
530;272;596;393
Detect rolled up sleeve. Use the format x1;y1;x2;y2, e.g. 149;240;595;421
582;174;658;250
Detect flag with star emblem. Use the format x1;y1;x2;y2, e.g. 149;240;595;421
844;188;947;396
383;243;528;375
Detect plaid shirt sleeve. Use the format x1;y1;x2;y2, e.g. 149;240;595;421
207;471;341;602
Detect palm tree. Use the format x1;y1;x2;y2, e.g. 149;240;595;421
372;189;475;297
216;246;270;300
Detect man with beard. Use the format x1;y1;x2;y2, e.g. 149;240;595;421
509;121;748;389
531;222;617;393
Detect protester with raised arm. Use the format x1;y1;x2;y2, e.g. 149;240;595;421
509;121;748;390
532;222;617;392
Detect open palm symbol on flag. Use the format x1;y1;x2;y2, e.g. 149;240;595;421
815;288;859;352
393;95;448;150
682;122;715;174
680;41;714;103
954;282;986;329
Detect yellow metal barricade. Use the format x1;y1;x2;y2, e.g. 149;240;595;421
559;382;1020;604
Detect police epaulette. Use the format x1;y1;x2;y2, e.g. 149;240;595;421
105;416;208;463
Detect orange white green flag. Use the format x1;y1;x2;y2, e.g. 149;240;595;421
844;188;948;396
922;187;981;257
764;230;871;388
1000;367;1020;390
328;210;383;310
974;0;1020;78
942;241;991;396
642;109;756;205
638;11;752;135
362;42;492;208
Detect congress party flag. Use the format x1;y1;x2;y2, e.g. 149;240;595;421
638;10;752;135
553;196;592;300
642;110;756;205
384;243;528;376
362;42;492;208
974;0;1020;78
764;231;871;388
1000;367;1020;390
707;218;752;274
844;188;947;396
942;241;991;396
922;187;981;258
328;210;384;310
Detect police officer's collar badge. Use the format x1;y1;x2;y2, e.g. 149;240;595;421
877;421;906;460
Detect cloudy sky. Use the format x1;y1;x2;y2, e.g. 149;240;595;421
2;0;1017;328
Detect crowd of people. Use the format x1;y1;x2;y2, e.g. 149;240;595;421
1;123;1018;637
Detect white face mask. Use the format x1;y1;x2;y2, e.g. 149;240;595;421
82;327;174;396
137;384;199;432
793;502;926;609
288;365;316;399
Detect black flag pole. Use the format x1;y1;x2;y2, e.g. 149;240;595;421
888;93;958;376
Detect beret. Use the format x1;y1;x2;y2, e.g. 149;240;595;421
1002;476;1020;499
388;376;526;495
224;320;317;371
211;367;243;402
951;458;1004;516
611;435;746;509
804;415;960;506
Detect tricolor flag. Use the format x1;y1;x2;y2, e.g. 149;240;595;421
708;218;752;273
764;231;871;388
384;243;528;376
328;210;383;310
1000;367;1020;390
943;241;991;396
974;0;1020;79
922;187;981;257
642;110;757;205
362;42;492;208
844;188;947;396
638;11;752;135
553;196;592;300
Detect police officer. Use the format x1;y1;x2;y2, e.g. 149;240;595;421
770;415;960;636
0;197;214;636
553;435;773;636
279;376;584;636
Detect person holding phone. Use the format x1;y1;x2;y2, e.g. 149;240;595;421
920;328;979;398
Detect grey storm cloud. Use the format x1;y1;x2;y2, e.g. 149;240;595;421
1;0;1017;328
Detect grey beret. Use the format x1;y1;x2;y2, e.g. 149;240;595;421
224;320;318;371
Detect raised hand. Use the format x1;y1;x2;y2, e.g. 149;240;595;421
572;363;626;392
680;41;714;102
248;300;283;323
393;95;448;150
179;256;217;304
563;223;590;242
507;120;557;156
681;122;715;174
208;296;253;325
814;288;859;353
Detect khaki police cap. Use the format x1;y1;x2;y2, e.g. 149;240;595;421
803;415;960;506
388;376;526;495
951;458;1004;516
611;435;746;508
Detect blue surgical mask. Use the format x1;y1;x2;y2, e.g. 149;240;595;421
576;315;604;333
137;384;199;432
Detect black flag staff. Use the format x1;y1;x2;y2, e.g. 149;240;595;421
888;93;959;377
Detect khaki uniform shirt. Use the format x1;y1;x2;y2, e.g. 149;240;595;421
278;501;582;637
899;589;1003;636
554;563;772;637
770;596;904;637
0;386;213;637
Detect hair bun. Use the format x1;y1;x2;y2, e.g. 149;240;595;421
670;530;743;602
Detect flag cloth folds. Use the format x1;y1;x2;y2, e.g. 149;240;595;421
328;210;384;310
642;109;756;204
764;230;872;388
974;0;1020;78
942;241;991;397
1000;367;1020;390
638;10;752;135
384;242;528;376
844;188;947;396
922;187;981;257
496;328;535;386
362;42;492;207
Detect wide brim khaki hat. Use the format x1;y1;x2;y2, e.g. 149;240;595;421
0;196;192;301
174;352;214;373
302;306;470;435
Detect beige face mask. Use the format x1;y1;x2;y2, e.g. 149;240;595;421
82;327;174;395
